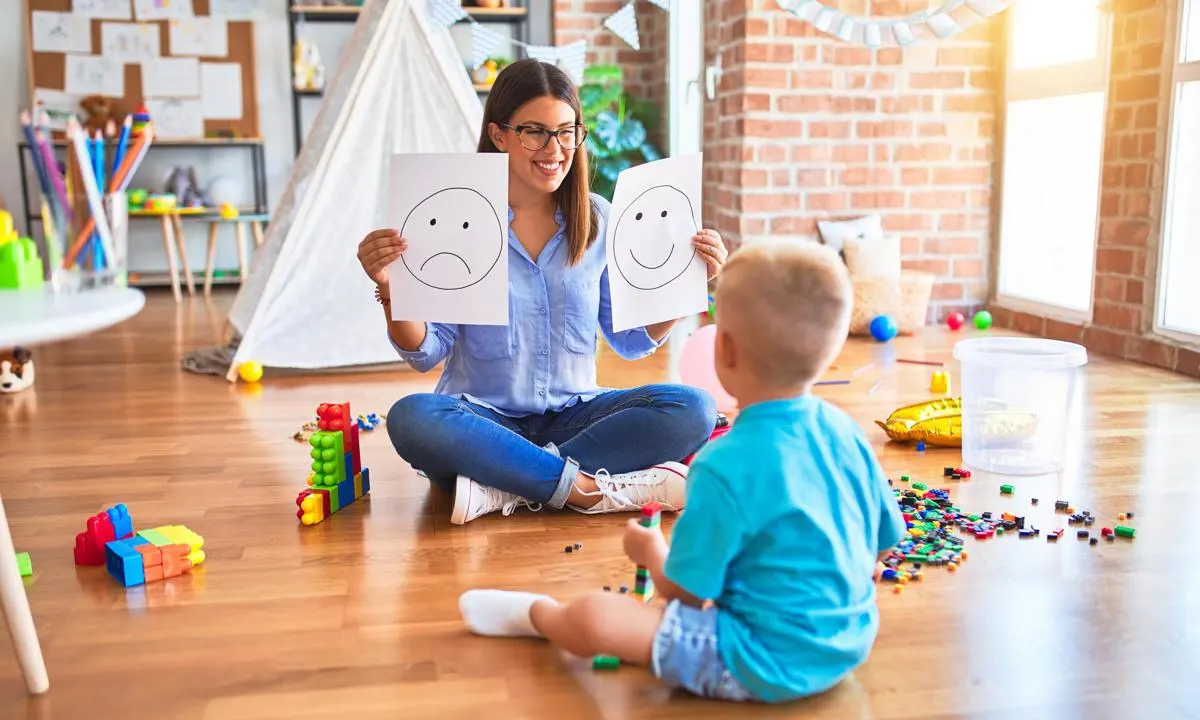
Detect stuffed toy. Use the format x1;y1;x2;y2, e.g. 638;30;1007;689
79;95;116;134
0;347;34;393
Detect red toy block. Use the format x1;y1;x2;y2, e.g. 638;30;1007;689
348;423;361;476
316;402;352;433
74;513;116;566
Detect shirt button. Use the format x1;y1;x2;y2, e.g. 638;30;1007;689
533;268;540;274
538;307;546;314
539;389;546;396
541;349;549;356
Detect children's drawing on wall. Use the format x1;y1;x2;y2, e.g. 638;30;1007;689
386;154;509;325
74;0;134;20
606;153;708;332
31;11;94;54
133;0;195;21
65;55;125;98
101;22;162;63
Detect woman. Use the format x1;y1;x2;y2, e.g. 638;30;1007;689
357;60;727;525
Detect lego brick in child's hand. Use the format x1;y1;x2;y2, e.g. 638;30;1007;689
623;518;667;568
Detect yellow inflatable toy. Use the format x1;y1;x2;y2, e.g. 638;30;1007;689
875;397;1037;448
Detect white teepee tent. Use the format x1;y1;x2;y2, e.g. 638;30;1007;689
222;0;483;380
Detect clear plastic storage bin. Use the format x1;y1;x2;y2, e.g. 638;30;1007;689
953;337;1088;475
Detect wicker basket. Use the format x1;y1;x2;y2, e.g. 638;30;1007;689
849;271;935;336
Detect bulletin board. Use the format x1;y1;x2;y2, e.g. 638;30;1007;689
24;0;260;139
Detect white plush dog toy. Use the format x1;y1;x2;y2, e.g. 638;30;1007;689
0;347;34;393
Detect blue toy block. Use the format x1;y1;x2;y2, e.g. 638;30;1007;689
337;477;356;507
105;537;149;587
344;452;354;482
105;503;134;539
360;467;370;494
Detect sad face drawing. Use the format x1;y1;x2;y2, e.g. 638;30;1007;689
612;185;698;291
400;187;505;291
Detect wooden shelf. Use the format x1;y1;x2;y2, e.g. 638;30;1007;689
129;272;241;288
290;4;528;22
289;5;362;21
467;6;528;22
295;87;324;97
22;137;264;148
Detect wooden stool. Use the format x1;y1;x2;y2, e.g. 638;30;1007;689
204;214;268;295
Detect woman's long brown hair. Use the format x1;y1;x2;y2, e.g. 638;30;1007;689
478;59;597;266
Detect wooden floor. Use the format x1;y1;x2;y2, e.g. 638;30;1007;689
2;290;1200;719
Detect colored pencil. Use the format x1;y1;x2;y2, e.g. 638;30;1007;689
34;124;71;226
815;379;851;386
18;112;51;199
65;118;117;268
111;115;132;184
896;358;946;367
65;124;155;267
90;130;106;269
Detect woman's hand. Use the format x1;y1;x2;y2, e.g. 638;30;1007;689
357;229;408;288
623;518;668;570
692;228;728;281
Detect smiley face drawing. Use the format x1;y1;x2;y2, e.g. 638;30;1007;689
400;187;504;291
612;185;699;291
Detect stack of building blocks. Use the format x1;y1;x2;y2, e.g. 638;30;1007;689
595;502;663;671
74;503;134;565
296;402;371;525
105;525;206;587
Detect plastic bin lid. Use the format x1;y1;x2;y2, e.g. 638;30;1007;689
952;337;1088;369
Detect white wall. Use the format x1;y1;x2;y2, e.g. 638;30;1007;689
0;4;295;280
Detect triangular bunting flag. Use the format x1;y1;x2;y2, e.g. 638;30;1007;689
427;0;467;29
525;45;559;64
471;24;505;69
557;40;587;85
604;1;640;51
646;0;670;10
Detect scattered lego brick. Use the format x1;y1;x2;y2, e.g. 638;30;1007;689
15;552;32;577
1115;526;1136;538
1000;484;1014;495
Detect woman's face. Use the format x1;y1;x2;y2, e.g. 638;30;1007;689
490;95;579;196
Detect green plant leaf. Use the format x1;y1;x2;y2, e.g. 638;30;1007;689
640;143;662;162
598;157;633;182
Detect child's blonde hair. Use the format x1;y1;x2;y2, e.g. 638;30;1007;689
716;241;852;388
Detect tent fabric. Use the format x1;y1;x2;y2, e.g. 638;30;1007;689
219;0;483;380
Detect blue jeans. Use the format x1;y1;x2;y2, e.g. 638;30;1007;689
653;600;759;702
386;384;717;509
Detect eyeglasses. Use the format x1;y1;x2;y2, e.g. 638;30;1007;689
502;124;589;151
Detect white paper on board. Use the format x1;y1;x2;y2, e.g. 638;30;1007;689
385;153;510;326
32;11;94;54
199;63;242;120
168;17;228;57
65;54;125;97
208;0;270;20
606;153;708;333
74;0;133;20
101;22;161;63
143;98;203;138
34;89;80;131
132;0;193;20
141;57;200;97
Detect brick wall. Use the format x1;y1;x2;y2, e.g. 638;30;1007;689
990;0;1200;378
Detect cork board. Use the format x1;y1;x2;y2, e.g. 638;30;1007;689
25;0;259;139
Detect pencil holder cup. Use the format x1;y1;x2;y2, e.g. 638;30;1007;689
69;191;128;290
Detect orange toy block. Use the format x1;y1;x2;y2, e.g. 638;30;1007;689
135;542;192;583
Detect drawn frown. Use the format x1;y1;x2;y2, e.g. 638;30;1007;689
612;185;698;291
399;187;505;291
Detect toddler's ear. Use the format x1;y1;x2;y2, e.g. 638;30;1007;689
714;327;736;370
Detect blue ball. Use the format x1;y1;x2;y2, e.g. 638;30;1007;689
870;315;898;342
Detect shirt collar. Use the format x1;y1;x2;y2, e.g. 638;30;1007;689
507;206;566;226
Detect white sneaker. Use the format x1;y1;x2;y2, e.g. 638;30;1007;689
450;475;541;525
571;462;688;514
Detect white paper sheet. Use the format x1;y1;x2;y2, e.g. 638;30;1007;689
74;0;132;20
141;57;199;97
208;0;269;19
144;98;203;138
34;89;80;131
606;153;708;332
199;62;242;119
65;54;125;97
168;17;228;57
101;22;161;63
31;11;93;54
385;154;510;326
132;0;193;20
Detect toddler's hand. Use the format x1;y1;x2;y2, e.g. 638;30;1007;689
623;518;668;569
873;562;886;582
357;229;408;288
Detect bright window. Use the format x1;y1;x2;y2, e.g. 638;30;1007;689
997;1;1111;320
1157;0;1200;338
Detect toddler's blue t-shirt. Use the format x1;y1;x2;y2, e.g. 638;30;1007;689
664;395;905;703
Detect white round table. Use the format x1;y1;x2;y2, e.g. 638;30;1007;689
0;286;145;347
0;284;144;696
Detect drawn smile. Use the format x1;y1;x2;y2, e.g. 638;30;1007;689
420;252;471;275
631;245;674;270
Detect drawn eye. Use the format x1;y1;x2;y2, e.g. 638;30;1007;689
429;218;437;226
635;212;643;220
660;210;668;218
463;221;470;229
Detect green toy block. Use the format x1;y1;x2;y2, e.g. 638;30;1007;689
15;552;32;577
1000;484;1015;494
0;237;44;289
136;528;173;547
309;431;346;488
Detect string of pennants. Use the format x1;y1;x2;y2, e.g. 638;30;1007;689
427;0;670;85
774;0;1011;48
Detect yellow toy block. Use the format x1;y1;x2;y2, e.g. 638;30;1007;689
930;370;951;394
297;492;327;526
151;525;205;566
353;472;363;498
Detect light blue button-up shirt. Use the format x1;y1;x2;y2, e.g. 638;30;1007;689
392;193;666;418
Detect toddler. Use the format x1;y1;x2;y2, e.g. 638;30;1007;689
458;241;904;703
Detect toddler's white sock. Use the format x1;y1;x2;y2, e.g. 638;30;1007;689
459;589;555;637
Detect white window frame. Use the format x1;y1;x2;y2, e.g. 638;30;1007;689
995;3;1113;323
1154;0;1200;344
667;0;703;157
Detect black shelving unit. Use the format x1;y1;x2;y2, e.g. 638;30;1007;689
286;2;538;155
